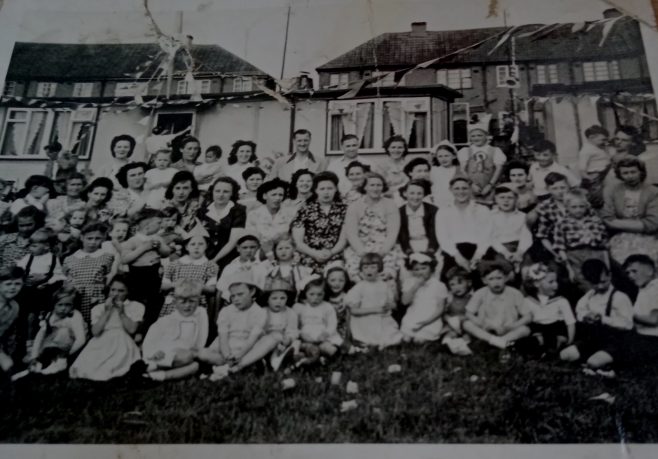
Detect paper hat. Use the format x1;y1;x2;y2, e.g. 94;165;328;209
433;139;458;155
261;277;296;306
468;113;492;134
297;274;322;293
226;270;259;290
408;252;433;264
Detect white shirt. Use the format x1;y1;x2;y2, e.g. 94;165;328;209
528;161;580;197
634;278;658;336
575;286;633;330
524;295;576;326
489;208;533;255
430;166;458;209
435;201;492;259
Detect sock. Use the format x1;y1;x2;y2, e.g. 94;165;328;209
149;370;166;381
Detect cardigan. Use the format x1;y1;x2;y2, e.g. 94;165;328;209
397;202;439;254
600;181;658;234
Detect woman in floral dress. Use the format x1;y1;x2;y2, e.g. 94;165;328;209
291;171;347;274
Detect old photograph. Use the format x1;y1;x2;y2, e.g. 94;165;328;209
1;0;658;451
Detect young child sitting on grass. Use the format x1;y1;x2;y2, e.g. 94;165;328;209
400;252;448;343
517;263;575;356
29;285;86;375
142;279;209;381
293;275;342;366
462;263;531;349
560;259;633;372
199;271;266;380
442;267;474;355
260;278;299;371
344;252;403;350
216;233;260;303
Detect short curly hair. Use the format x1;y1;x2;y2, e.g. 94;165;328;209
614;156;647;183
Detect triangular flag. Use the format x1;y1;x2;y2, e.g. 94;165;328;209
488;25;522;55
599;16;623;47
571;22;587;33
138;115;151;126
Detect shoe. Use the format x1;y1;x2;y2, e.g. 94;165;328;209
596;369;616;379
270;344;295;372
210;364;230;381
488;336;508;349
40;358;67;375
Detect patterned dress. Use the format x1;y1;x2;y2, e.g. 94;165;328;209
0;233;31;272
291;200;347;273
63;250;115;323
159;256;219;316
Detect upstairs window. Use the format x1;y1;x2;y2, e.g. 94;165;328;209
583;61;621;81
176;79;212;94
496;65;519;87
36;82;58;97
436;69;472;89
536;64;559;84
2;81;16;96
232;77;253;92
328;73;350;89
72;83;94;98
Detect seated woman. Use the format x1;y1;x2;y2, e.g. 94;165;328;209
397;179;439;257
601;157;658;267
46;172;86;225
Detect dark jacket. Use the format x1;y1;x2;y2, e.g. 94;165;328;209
397;202;439;254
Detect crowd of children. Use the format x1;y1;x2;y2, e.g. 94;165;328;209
1;121;657;384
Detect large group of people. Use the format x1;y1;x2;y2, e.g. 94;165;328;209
0;121;657;383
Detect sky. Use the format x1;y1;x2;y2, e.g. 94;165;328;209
0;0;652;83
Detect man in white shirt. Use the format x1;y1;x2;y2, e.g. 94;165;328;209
270;129;327;182
624;254;658;337
326;134;372;195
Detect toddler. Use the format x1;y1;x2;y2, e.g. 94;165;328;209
0;267;24;374
260;278;299;371
145;150;178;208
457;124;506;205
400;253;448;343
159;207;184;262
293;275;342;365
344;253;403;349
430;140;459;208
160;235;218;316
442;267;474;355
199;271;267;379
63;222;115;324
194;145;225;192
253;234;312;295
122;208;170;330
490;184;532;273
142;279;209;381
462;263;531;349
560;259;633;370
553;188;608;292
29;286;86;375
55;207;89;259
578;125;610;208
324;264;353;343
517;263;576;355
10;175;52;216
528;140;580;200
217;233;261;302
101;217;130;275
70;274;144;381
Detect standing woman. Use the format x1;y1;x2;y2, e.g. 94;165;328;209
161;171;202;235
291;171;348;274
172;136;203;173
81;177;114;223
344;171;403;281
110;162;149;218
283;169;314;215
46;172;87;224
225;140;258;190
197;177;246;267
99;135;137;188
375;135;409;197
601;157;658;266
246;178;297;257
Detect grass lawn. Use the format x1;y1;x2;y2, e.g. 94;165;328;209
2;341;658;443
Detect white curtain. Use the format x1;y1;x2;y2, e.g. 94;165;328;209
25;111;47;155
356;103;374;148
384;102;402;135
341;112;357;136
52;111;71;146
0;123;23;156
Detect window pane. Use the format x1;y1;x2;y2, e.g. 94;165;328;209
436;70;447;86
537;65;546;84
70;122;93;157
548;64;559;83
356;102;374;149
242;78;253;91
383;101;402;143
329;74;339;87
330;114;343;151
1;121;26;156
9;110;28;121
451;103;469;144
407;113;427;149
51;111;71;146
583;63;595;82
25;111;48;155
609;61;620;80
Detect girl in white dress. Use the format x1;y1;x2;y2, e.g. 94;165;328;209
400;253;448;343
293;275;342;365
344;253;403;349
69;275;144;381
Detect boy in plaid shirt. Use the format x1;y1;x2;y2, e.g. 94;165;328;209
553;188;609;292
528;172;569;261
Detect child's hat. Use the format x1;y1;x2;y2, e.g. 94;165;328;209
260;277;296;306
322;259;345;276
494;182;519;195
226;270;259;290
408;252;433;264
468;113;491;134
433;139;457;155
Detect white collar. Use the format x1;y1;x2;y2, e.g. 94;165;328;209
406;204;424;217
179;255;209;265
72;249;105;259
205;201;234;221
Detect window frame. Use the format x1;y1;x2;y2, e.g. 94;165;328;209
176;79;212;95
36;82;58;98
2;81;16;97
114;82;148;97
436;68;472;90
582;60;621;82
0;107;96;160
153;110;197;137
326;96;431;155
449;102;471;146
232;77;254;92
536;64;559;84
496;65;519;87
72;82;94;98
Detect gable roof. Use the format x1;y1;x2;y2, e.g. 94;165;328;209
317;18;644;71
6;42;271;81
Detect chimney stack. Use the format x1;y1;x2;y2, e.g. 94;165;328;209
603;8;622;19
411;22;427;35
